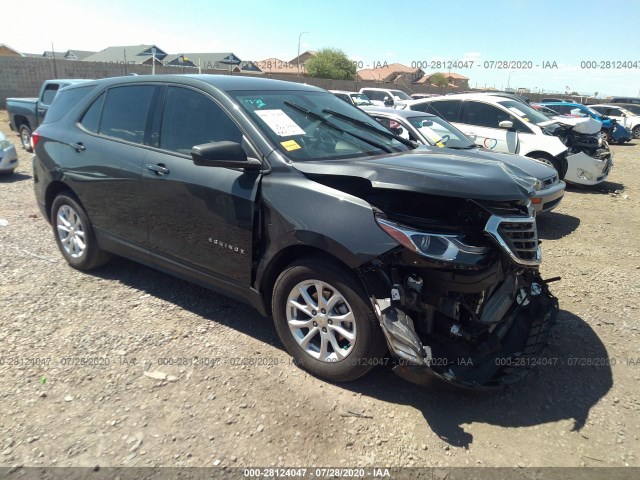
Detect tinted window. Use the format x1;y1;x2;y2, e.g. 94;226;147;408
550;104;571;114
362;90;385;101
41;84;59;105
160;87;243;154
415;100;461;122
99;86;156;144
334;93;350;103
42;85;96;124
80;92;106;133
608;108;622;116
464;101;512;128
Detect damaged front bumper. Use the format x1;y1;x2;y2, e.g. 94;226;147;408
375;276;559;389
563;150;613;185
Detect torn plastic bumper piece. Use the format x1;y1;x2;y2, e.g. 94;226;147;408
376;299;428;366
376;280;559;389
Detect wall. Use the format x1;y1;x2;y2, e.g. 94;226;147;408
0;56;599;108
0;56;462;107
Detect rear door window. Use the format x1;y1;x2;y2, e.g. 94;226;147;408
99;86;156;144
463;101;512;128
414;100;462;122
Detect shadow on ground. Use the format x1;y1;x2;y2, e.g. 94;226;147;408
566;180;624;195
89;258;612;449
0;172;32;183
537;211;581;240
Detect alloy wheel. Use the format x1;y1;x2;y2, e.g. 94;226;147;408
286;280;357;362
56;205;86;258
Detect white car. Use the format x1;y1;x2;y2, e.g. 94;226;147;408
329;90;374;107
0;131;19;174
589;104;640;139
359;87;412;108
396;93;612;186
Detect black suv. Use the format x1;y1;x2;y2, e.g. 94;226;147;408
33;75;557;388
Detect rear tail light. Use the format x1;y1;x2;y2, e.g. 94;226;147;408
31;131;42;150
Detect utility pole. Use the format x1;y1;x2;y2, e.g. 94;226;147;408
297;31;309;78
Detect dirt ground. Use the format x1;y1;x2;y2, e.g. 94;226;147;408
0;109;638;472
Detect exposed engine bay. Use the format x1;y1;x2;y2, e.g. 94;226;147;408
310;174;559;388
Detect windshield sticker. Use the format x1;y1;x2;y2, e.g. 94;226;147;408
280;140;302;151
507;107;526;117
255;109;305;137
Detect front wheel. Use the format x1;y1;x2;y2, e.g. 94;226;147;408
51;193;112;270
531;155;564;180
19;125;33;152
633;126;640;140
272;257;386;382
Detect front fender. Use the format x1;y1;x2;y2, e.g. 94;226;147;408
256;170;399;282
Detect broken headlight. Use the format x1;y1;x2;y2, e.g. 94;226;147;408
375;216;488;262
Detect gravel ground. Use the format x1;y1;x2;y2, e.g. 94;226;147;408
0;109;639;470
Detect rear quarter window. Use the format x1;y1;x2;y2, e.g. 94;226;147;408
42;85;97;125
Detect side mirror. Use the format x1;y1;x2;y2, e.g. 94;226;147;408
383;96;393;106
191;141;261;171
499;120;514;129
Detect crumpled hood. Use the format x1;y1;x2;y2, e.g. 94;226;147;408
464;147;558;180
293;148;537;201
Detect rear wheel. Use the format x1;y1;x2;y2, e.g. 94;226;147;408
272;257;386;382
19;125;33;152
51;193;111;270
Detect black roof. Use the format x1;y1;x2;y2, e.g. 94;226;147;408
62;74;324;93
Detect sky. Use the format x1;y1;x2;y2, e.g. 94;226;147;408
6;0;640;97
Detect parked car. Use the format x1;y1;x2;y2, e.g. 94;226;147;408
541;98;571;103
540;102;632;143
361;106;565;214
0;132;18;174
329;90;374;107
32;74;558;389
531;103;563;118
410;93;437;100
610;96;640;105
603;102;640;116
589;104;640;139
397;94;612;185
359;87;412;107
7;79;90;152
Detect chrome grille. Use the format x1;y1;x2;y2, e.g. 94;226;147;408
485;215;541;266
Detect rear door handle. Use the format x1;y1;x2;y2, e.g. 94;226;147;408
146;163;170;175
70;142;86;152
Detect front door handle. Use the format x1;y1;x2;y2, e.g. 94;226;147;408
70;142;86;152
146;163;170;175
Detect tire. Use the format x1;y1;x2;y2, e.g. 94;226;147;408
531;155;564;180
19;125;33;152
51;193;111;270
272;257;386;382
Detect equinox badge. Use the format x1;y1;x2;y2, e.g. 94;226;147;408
208;238;246;255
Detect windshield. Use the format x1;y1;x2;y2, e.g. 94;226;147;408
349;93;373;106
231;90;409;160
407;115;475;149
584;106;604;117
497;100;550;126
391;90;412;100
